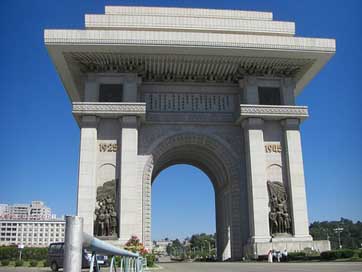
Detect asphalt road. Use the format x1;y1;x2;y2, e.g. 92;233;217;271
0;262;362;272
159;262;362;272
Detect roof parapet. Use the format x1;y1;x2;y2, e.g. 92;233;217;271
105;6;273;21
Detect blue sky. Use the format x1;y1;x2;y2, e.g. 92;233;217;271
0;0;361;241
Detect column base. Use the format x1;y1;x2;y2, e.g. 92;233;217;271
244;239;330;258
248;235;271;244
272;234;313;242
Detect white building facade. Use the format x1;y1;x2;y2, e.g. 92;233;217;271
153;240;172;255
0;219;65;247
0;201;53;220
45;6;335;259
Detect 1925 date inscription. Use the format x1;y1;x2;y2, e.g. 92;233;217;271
99;143;118;152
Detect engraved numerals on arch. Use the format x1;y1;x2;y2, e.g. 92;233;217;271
99;143;118;152
265;143;282;153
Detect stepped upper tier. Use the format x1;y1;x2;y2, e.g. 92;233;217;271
45;6;336;101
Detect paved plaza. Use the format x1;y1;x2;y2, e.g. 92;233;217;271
1;262;362;272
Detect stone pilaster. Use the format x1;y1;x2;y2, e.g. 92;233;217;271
281;78;296;105
240;76;259;104
122;75;141;102
119;116;143;243
282;118;312;240
76;115;98;235
84;77;99;102
242;118;271;243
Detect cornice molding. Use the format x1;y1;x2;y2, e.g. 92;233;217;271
63;52;315;83
238;104;309;123
72;102;146;125
44;30;335;53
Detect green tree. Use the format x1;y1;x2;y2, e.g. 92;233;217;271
309;218;362;250
189;233;215;256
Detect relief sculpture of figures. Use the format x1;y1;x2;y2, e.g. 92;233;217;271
94;180;118;237
267;180;292;235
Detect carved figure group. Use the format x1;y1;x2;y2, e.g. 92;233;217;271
267;180;292;235
94;195;117;237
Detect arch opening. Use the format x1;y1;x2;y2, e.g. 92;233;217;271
152;164;216;257
143;133;241;260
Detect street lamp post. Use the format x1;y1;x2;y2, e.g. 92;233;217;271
17;244;24;261
334;227;344;249
321;228;330;240
204;240;211;257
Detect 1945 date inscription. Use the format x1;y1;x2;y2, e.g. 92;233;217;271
265;143;282;153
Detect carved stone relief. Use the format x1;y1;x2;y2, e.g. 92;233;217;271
267;180;292;236
94;179;118;238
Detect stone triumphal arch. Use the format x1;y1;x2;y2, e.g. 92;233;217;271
45;6;335;259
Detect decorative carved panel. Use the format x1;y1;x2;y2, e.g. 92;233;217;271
145;93;235;113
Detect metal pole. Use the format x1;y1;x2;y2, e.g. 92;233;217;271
120;257;123;271
89;254;95;272
64;216;83;272
109;256;114;272
204;240;211;257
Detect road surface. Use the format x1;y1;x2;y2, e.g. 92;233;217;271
158;262;362;272
0;262;361;272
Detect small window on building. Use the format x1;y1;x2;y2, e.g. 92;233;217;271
99;84;123;102
258;87;281;105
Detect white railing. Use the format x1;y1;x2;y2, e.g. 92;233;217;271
64;216;145;272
